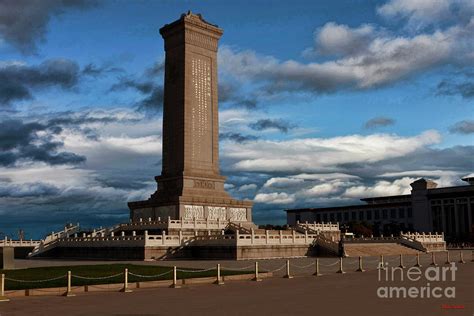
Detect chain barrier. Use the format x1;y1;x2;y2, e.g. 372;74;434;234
128;270;172;278
319;260;340;267
72;273;123;280
260;264;287;273
291;262;315;269
220;265;254;271
176;267;215;273
5;275;66;283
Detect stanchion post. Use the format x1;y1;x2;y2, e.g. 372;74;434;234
430;252;438;266
215;264;224;285
459;251;465;264
313;258;322;276
379;255;386;270
283;259;293;279
414;253;422;268
471;250;474;263
398;254;405;269
170;266;181;288
445;251;451;265
0;274;9;302
356;256;365;272
63;271;75;297
121;268;132;293
336;257;345;274
252;261;262;282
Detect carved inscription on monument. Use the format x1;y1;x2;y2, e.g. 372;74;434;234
229;208;247;222
207;206;226;220
184;205;204;219
193;180;215;189
191;56;212;164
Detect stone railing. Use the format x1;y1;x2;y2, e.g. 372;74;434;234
115;217;230;232
235;230;318;246
401;232;444;243
295;221;340;233
43;223;80;243
0;238;41;247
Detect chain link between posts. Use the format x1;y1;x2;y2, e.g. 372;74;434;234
5;275;66;283
72;273;124;280
128;270;173;278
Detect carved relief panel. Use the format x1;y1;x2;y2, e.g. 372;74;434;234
184;205;204;219
207;206;226;220
229;208;247;222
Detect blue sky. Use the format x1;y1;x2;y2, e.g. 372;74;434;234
0;0;473;239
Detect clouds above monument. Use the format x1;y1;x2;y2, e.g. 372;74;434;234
0;0;98;54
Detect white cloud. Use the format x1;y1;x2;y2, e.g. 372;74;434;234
263;177;305;188
343;177;416;198
223;130;441;173
254;192;295;204
377;0;452;27
238;183;258;192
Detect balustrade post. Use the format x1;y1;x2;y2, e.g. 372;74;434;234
121;268;132;293
215;264;224;285
459;251;465;264
252;262;262;282
356;256;365;272
63;271;75;297
251;228;255;244
162;231;166;245
336;257;345;274
266;230;269;245
284;260;293;278
292;230;296;243
0;274;9;302
279;230;283;244
170;266;180;288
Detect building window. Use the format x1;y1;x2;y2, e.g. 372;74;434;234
344;212;349;221
366;210;372;220
398;208;405;218
330;213;335;222
382;209;388;220
316;214;321;222
407;208;412;218
323;213;328;222
374;209;380;220
295;213;301;223
351;211;356;220
390;209;396;219
358;211;364;221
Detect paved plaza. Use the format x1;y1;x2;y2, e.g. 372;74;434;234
1;252;473;316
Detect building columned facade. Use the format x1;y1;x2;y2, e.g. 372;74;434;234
286;178;474;241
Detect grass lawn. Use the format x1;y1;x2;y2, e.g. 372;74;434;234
0;264;254;290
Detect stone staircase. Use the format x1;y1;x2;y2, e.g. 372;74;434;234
344;243;421;257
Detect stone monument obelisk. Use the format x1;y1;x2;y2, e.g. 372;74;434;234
128;12;253;224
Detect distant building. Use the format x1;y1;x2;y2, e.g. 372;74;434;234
285;178;474;241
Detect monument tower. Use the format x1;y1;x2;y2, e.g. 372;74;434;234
128;12;253;224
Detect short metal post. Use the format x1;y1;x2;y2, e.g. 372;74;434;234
379;255;386;270
64;271;75;297
215;264;224;285
471;250;474;263
170;266;180;288
284;259;293;278
430;252;438;266
121;268;132;292
356;256;365;272
445;251;451;265
399;254;405;269
313;258;322;276
0;274;9;302
252;261;262;282
459;251;465;264
336;257;345;274
414;253;422;267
